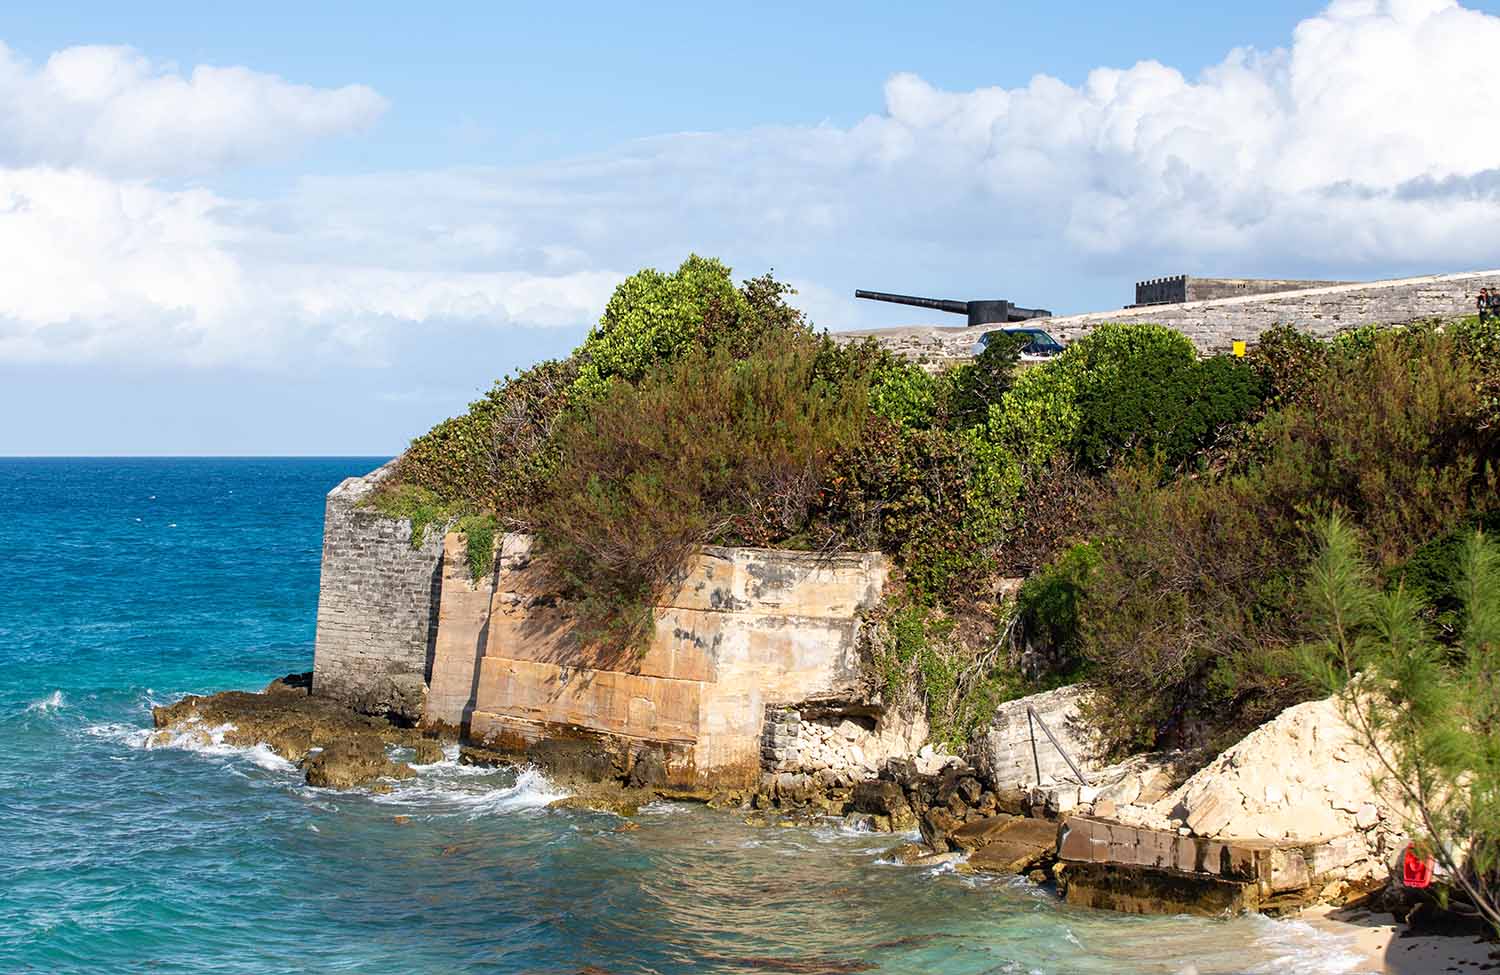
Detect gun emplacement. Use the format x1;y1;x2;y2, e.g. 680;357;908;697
855;290;1051;327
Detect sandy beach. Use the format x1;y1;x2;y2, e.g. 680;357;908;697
1303;905;1497;974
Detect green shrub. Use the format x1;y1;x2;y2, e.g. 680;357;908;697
1250;328;1492;568
814;420;1022;601
1016;542;1098;675
1075;466;1307;756
946;331;1026;429
993;323;1198;468
570;255;808;401
866;599;1016;749
1076;327;1500;754
532;335;871;647
869;361;944;430
367;484;462;548
396;357;577;514
454;513;499;582
991;323;1260;474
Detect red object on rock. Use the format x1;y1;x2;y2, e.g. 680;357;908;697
1402;846;1433;889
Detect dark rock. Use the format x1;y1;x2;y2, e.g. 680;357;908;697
627;747;667;789
956;776;983;804
921;807;965;852
948;815;1021;852
151;680;450;791
527;737;621;783
411;738;445;765
303;737;414;790
852;780;906;815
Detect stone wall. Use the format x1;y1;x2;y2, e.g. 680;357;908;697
1048;270;1500;353
760;705;928;795
967;685;1101;791
838;268;1500;359
311;460;444;723
1134;276;1352;306
425;533;888;791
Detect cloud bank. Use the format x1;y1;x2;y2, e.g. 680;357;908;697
0;43;386;176
3;0;1500;370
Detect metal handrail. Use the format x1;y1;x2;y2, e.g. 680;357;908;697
1026;705;1091;787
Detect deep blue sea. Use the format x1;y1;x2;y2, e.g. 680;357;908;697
0;458;1370;974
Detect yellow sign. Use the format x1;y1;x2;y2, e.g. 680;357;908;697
1232;340;1246;357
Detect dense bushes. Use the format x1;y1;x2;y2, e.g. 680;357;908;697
396;358;576;515
571;255;808;400
993;323;1262;474
384;250;1500;761
1072;324;1500;755
531;336;870;645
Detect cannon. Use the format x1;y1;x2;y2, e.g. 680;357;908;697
854;289;1051;327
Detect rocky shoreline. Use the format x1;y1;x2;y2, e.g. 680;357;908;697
149;675;1500;972
147;676;1378;916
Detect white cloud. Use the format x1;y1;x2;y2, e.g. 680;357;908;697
4;0;1500;370
0;42;386;176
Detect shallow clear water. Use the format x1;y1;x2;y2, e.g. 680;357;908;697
0;458;1372;974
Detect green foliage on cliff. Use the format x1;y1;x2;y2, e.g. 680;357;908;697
454;513;498;582
532;335;871;645
388;253;1500;755
368;484;460;548
1070;323;1500;755
867;599;1027;749
571;255;809;401
1297;514;1500;935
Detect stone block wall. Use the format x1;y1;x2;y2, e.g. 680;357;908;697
760;705;927;793
840;269;1500;360
426;533;888;790
311;460;444;722
1049;270;1500;353
967;685;1100;791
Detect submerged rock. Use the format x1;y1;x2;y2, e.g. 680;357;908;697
303;737;414;790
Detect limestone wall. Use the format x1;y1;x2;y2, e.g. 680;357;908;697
311;461;444;722
967;685;1101;791
838;268;1500;360
424;533;887;790
760;705;928;794
1047;269;1500;353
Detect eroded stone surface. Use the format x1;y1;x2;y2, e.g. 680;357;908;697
428;532;888;792
151;673;447;790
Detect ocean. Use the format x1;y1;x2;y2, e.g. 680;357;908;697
0;457;1369;974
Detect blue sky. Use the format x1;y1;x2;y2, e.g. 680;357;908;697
2;1;1500;454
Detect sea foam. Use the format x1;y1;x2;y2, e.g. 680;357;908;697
24;690;66;713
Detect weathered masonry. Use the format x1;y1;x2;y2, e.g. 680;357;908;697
312;461;442;723
423;533;886;790
1131;275;1352;307
837;268;1500;363
310;464;888;787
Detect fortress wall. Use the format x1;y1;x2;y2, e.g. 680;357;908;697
1047;269;1500;353
430;534;887;790
311;461;444;723
839;269;1500;363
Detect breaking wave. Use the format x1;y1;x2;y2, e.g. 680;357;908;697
369;758;569;818
82;719;295;772
24;690;66;713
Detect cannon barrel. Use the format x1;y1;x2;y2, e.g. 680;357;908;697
855;289;1051;327
854;290;969;316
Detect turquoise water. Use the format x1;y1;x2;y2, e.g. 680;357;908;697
0;458;1370;974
